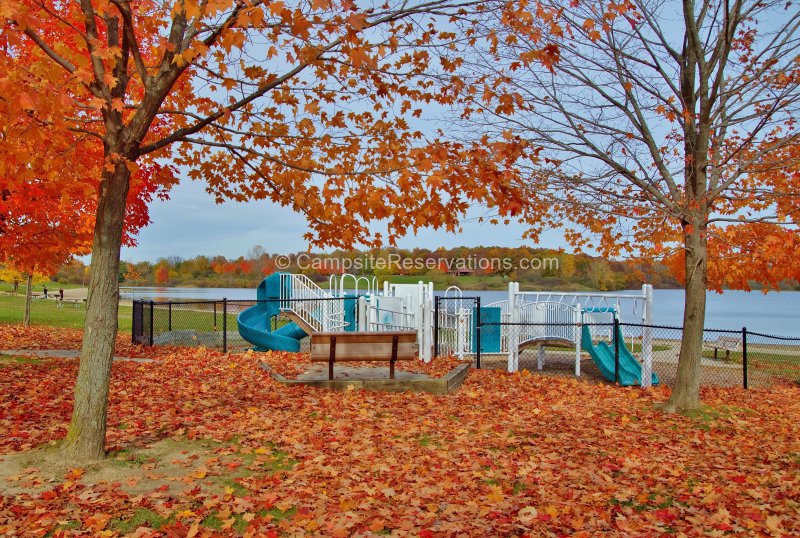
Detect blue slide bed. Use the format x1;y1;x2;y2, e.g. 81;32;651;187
237;273;307;352
581;324;659;386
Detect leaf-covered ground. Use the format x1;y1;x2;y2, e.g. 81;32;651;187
0;325;798;536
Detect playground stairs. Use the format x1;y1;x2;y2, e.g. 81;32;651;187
279;273;346;333
283;311;317;335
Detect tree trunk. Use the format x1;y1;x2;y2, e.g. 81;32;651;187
23;273;32;327
664;225;708;412
61;162;131;462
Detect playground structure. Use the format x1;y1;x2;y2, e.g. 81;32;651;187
236;273;657;387
436;284;657;387
237;273;435;361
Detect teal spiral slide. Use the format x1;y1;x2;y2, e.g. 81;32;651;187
237;273;307;352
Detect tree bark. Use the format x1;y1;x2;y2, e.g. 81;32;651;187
664;224;708;412
61;162;131;462
23;273;32;327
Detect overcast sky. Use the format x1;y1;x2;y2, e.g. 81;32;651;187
118;178;566;263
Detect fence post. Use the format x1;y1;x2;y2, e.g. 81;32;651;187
213;301;218;330
613;317;620;384
434;296;439;358
476;296;481;369
742;326;748;389
574;303;582;377
131;300;138;344
223;298;228;353
507;282;517;373
149;300;154;347
641;284;653;388
168;302;172;332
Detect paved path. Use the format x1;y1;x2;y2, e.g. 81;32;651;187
0;349;158;363
61;288;88;300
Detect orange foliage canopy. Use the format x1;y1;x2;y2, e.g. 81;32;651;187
0;36;177;273
1;0;534;251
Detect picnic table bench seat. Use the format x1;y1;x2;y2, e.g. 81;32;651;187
310;331;418;380
710;336;742;360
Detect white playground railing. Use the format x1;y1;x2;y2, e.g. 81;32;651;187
277;273;434;362
505;283;654;387
366;304;416;331
329;273;378;297
274;273;653;383
486;299;585;343
435;303;473;359
279;273;347;332
433;283;654;387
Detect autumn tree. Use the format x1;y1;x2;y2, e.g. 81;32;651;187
0;265;23;293
1;0;533;461
153;264;169;285
0;163;95;325
0;39;175;327
460;0;800;410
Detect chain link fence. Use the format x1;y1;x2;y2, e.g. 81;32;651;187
133;297;800;389
451;321;799;388
132;299;312;353
431;295;799;389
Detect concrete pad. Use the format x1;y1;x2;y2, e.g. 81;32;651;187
296;364;430;381
260;362;470;395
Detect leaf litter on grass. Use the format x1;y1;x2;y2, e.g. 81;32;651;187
0;325;798;536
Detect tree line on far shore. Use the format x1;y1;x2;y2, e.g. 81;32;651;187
41;246;711;292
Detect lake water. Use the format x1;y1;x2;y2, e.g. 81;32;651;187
121;286;800;336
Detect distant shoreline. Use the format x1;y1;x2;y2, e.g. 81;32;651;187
118;281;798;293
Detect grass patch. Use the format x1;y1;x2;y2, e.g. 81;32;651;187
56;520;80;531
263;449;298;473
678;404;754;430
417;434;436;447
0;354;44;366
201;505;296;533
110;508;174;534
147;304;240;334
261;505;297;521
220;478;250;496
610;495;677;513
702;348;800;379
200;513;224;530
108;448;151;467
0;294;132;332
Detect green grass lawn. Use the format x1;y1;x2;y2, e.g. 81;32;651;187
0;293;132;332
702;348;800;379
0;353;45;366
149;304;239;333
0;280;83;294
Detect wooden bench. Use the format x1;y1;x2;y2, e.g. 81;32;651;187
711;336;741;361
310;331;418;380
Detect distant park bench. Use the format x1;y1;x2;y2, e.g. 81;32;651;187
310;331;418;380
711;336;742;361
57;298;85;308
